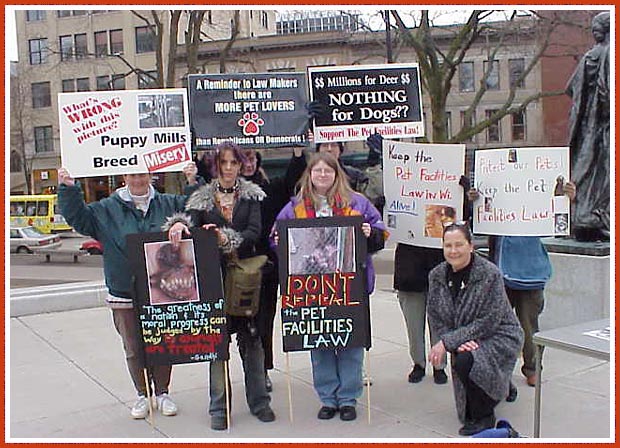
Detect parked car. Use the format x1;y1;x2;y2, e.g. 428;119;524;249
10;226;62;254
80;239;103;255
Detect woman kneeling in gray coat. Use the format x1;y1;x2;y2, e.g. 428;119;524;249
427;223;523;436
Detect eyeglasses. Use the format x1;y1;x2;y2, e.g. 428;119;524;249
442;220;469;235
311;168;335;175
442;220;467;228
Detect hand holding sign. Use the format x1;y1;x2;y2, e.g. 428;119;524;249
57;168;75;187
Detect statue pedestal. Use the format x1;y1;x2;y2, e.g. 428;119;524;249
540;238;610;330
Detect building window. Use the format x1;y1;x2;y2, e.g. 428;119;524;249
96;75;110;91
11;151;22;172
31;82;51;108
261;11;269;28
110;29;124;54
62;79;75;92
59;35;73;61
509;58;525;89
138;70;159;89
459;62;474;92
29;38;48;65
111;75;126;90
460;110;476;142
34;126;54;153
74;33;88;58
76;77;90;92
135;26;156;53
94;31;108;57
57;10;86;18
26;10;46;21
484;60;500;90
511;110;526;141
486;110;501;142
445;111;452;140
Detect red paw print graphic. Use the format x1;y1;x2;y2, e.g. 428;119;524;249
237;112;264;136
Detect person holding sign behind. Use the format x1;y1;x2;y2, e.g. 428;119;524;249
427;223;523;436
273;152;387;421
239;145;306;393
57;162;200;420
165;142;275;431
467;181;576;388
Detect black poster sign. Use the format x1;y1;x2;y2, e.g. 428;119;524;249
308;63;424;143
127;229;228;366
188;73;308;149
276;216;370;352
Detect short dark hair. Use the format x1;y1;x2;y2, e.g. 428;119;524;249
316;141;345;154
442;221;472;244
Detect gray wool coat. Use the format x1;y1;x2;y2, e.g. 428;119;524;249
427;254;524;423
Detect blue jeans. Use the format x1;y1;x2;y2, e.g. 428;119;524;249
310;347;364;408
209;331;270;417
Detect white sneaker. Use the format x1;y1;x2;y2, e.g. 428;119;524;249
130;396;149;419
155;393;178;416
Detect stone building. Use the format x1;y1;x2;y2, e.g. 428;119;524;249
10;8;598;198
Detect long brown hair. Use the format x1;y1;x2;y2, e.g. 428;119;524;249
296;152;354;209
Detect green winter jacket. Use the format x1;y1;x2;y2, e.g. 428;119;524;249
58;183;188;304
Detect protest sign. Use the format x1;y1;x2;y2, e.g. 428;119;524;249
472;147;570;236
58;89;191;177
188;73;308;149
383;141;465;248
276;216;370;352
308;63;424;143
127;229;228;366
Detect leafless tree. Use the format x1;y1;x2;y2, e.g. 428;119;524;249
388;10;591;143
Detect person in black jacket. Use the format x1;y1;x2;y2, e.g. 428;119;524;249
166;143;275;431
239;145;306;392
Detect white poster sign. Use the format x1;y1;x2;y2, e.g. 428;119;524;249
58;89;191;177
383;141;465;248
472;147;570;236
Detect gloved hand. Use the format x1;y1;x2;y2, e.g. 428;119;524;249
366;132;384;155
305;100;326;120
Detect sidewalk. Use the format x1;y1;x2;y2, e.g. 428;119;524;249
8;273;612;440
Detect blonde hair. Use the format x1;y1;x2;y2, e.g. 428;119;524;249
296;152;354;209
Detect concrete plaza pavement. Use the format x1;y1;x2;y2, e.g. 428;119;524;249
8;269;612;440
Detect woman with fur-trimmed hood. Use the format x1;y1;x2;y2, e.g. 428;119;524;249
165;142;275;431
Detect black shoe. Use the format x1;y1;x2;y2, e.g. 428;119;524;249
265;373;273;393
211;416;228;431
339;405;357;421
506;382;518;402
408;364;425;383
255;405;276;422
433;368;448;384
458;415;496;436
317;406;337;420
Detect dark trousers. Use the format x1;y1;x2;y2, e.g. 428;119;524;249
259;276;279;371
506;288;544;377
453;351;498;421
111;308;171;396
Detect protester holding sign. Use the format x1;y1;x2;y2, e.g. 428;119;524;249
427;223;523;436
165;142;275;431
273;152;387;421
239;145;306;392
57;162;199;420
305;124;368;193
468;181;576;388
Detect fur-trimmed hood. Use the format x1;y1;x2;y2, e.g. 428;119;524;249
185;178;265;212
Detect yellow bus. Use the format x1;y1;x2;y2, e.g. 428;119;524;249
9;194;72;234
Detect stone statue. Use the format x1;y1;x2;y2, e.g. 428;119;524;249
565;11;610;242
